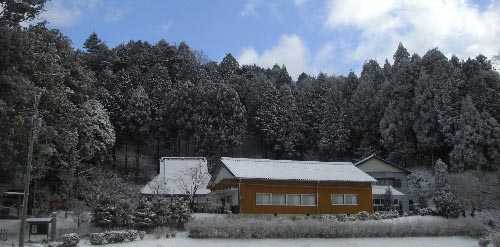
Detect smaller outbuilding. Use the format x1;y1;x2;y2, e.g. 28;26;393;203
141;157;212;211
355;153;412;212
26;216;56;242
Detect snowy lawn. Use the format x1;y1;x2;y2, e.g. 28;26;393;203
73;232;479;247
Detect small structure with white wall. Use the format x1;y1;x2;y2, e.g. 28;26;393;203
141;157;212;211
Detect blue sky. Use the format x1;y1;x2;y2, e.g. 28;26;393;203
36;0;500;78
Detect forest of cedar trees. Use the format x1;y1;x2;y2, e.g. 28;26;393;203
2;0;500;205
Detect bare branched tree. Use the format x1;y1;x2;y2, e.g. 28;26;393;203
146;176;167;195
175;161;210;208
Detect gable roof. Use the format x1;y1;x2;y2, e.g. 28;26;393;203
219;157;376;183
355;153;411;174
372;185;405;196
141;157;211;195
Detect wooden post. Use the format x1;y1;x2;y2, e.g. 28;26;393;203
50;212;57;241
18;93;41;247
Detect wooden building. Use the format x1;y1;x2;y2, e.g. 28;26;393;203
208;157;376;214
355;154;411;211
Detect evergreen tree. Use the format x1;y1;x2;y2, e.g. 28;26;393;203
164;83;246;157
255;84;302;159
83;32;114;73
342;71;359;100
380;43;419;164
449;96;500;171
350;60;386;157
432;159;463;218
169;42;202;84
413;49;457;162
219;53;240;80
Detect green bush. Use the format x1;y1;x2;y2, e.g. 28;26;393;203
433;190;464;218
89;233;106;245
60;233;80;247
89;230;140;245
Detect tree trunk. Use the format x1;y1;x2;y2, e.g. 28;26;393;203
112;145;117;169
176;132;181;156
156;138;160;174
135;143;140;177
124;142;128;171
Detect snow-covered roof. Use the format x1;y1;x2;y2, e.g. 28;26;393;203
372;185;405;196
26;218;54;223
220;157;376;183
355;153;411;174
141;157;211;195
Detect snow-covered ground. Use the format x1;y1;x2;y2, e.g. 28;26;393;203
75;232;478;247
0;214;484;246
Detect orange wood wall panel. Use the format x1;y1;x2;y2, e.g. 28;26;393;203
238;180;373;214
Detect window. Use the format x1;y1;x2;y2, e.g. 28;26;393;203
256;193;317;206
373;198;384;211
344;194;358;205
376;178;402;188
272;194;286;205
331;194;344;205
256;193;272;205
393;179;402;188
286;194;301;206
373;198;384;206
331;194;358;205
301;194;316;206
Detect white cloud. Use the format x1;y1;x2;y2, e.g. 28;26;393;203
29;0;125;27
325;0;500;62
36;0;85;27
238;34;338;79
238;34;309;79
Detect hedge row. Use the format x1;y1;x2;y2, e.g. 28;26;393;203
89;230;145;245
187;216;486;239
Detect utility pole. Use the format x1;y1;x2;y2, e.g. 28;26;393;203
18;93;41;247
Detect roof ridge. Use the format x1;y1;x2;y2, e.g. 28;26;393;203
221;157;353;165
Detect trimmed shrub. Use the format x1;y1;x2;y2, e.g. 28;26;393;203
124;230;138;241
89;230;141;245
105;231;126;243
89;233;106;245
138;230;146;240
355;211;370;221
60;233;80;247
187;216;487;239
417;207;434;216
368;210;399;220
